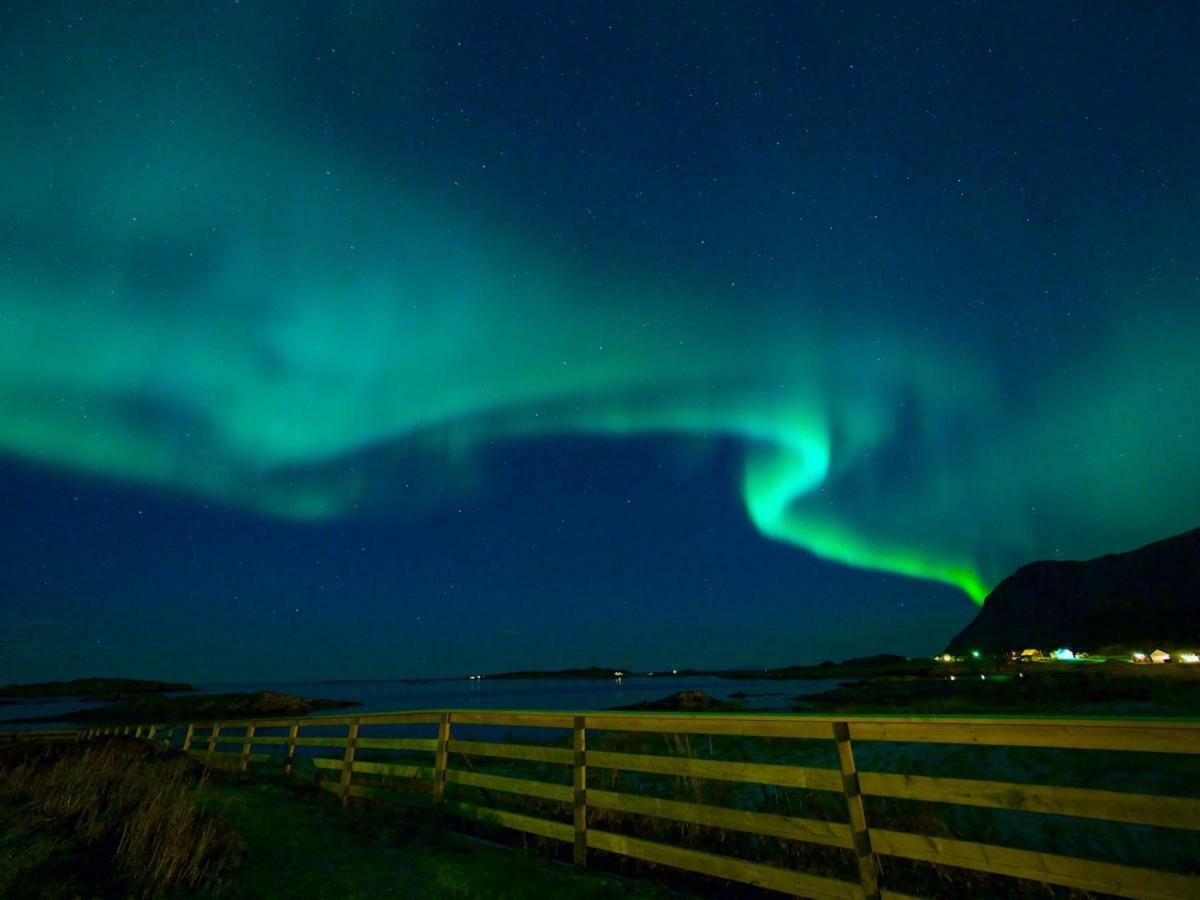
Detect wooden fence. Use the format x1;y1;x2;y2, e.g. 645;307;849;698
0;728;82;744
76;712;1200;899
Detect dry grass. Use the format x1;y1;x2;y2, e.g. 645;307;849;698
0;737;244;898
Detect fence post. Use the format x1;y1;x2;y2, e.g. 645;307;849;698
182;722;195;752
147;724;157;742
241;721;257;772
833;721;880;900
207;722;222;765
285;721;299;776
433;712;451;820
573;715;587;867
340;718;360;806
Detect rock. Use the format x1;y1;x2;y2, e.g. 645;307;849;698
611;690;739;712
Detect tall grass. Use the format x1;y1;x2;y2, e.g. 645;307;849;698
0;737;244;898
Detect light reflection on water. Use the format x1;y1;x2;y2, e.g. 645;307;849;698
199;675;842;716
2;676;844;730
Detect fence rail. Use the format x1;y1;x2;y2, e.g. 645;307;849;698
0;728;82;744
42;712;1200;898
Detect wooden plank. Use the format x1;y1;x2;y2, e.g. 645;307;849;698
241;722;256;772
250;736;288;746
352;712;442;726
444;768;572;803
434;713;451;806
355;737;439;752
587;750;844;791
447;739;574;765
442;710;576;729
587;829;864;899
285;714;356;727
443;799;573;843
311;757;344;770
206;723;221;763
346;782;436;807
573;716;587;866
849;721;1200;755
587;789;853;849
352;760;435;780
584;713;835;740
198;749;264;763
182;723;195;752
870;829;1200;900
293;736;349;747
858;771;1200;831
340;719;360;806
834;721;880;900
285;721;299;776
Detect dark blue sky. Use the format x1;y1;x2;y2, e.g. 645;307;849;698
2;2;1197;681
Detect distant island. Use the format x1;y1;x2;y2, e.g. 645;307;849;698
723;653;932;680
610;690;741;712
480;655;933;682
948;526;1200;654
482;665;638;680
0;677;197;701
1;685;358;725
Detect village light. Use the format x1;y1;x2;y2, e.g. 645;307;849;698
971;650;981;658
1180;653;1199;664
1132;652;1146;661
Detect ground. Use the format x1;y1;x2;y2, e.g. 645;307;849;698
198;778;688;899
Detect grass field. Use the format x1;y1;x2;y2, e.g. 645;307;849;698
0;738;689;899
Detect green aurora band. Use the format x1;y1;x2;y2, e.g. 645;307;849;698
3;7;1198;607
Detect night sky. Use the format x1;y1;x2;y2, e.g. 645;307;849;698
2;3;1198;682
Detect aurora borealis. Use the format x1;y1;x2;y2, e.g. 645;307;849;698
2;3;1198;680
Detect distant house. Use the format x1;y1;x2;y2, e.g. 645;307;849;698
1052;648;1075;661
1020;648;1043;660
1151;649;1171;664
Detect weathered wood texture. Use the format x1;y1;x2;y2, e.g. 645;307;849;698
573;715;587;866
835;721;880;899
84;710;1200;899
